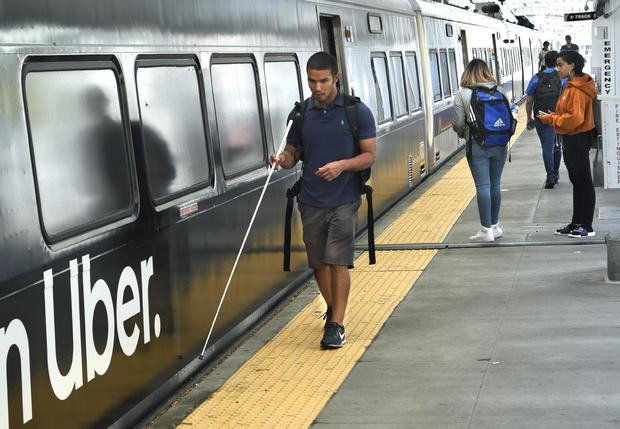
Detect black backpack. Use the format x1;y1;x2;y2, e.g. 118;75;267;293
283;94;375;271
533;70;562;113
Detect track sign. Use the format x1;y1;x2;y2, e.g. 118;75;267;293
564;11;596;21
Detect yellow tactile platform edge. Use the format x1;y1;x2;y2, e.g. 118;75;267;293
179;107;528;428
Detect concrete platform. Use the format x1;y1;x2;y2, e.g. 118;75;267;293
312;128;620;428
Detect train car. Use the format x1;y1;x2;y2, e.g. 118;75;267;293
414;1;540;165
0;1;540;427
416;1;509;165
504;21;541;100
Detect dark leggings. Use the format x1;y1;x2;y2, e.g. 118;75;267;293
562;131;596;230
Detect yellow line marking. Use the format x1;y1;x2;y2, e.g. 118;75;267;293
180;112;528;428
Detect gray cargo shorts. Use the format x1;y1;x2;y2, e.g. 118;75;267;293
298;200;361;269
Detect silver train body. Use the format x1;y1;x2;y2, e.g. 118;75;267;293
0;1;540;427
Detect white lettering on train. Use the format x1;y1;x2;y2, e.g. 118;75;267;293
0;254;157;427
0;320;32;426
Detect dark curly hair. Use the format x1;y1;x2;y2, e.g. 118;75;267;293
557;50;586;77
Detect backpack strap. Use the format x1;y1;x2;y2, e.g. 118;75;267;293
283;178;302;271
343;94;360;149
283;99;308;271
293;99;308;155
343;94;375;265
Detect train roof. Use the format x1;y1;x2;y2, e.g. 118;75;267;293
313;0;420;14
414;0;505;28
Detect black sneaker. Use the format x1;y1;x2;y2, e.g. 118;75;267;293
555;223;576;235
553;175;559;184
544;176;555;189
569;226;596;238
322;306;332;330
321;322;345;349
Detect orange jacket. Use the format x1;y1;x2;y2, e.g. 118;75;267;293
539;74;598;135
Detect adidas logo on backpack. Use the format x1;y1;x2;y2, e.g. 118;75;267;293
467;85;517;146
493;117;506;128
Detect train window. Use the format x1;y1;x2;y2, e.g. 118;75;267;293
514;49;518;71
404;53;421;111
136;60;211;205
264;58;302;152
445;24;453;37
507;49;512;74
487;49;495;76
368;14;383;34
371;54;392;123
24;63;134;242
429;51;442;101
389;53;408;117
448;50;459;95
211;59;265;178
439;51;451;98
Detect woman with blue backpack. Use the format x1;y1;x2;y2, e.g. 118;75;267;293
452;59;516;242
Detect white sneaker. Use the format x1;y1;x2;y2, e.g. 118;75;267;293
470;226;494;242
491;223;503;239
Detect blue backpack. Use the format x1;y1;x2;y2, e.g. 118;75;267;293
467;85;516;146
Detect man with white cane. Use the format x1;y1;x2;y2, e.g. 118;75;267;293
270;52;376;349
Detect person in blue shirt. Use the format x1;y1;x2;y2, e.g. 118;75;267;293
525;50;567;188
560;35;579;52
269;51;376;349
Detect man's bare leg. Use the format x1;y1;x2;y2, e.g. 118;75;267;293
314;265;332;310
329;264;350;326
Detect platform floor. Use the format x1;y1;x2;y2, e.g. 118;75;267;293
144;119;620;429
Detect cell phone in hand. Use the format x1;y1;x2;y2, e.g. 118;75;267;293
537;110;547;117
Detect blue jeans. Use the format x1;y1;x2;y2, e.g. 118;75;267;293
467;142;508;228
534;118;561;178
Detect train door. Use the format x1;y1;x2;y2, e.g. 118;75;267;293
460;29;469;68
529;38;536;75
518;36;525;98
492;33;501;82
319;15;349;94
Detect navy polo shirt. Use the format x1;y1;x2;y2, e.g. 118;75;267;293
287;91;376;208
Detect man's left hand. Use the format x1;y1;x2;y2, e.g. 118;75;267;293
315;161;344;181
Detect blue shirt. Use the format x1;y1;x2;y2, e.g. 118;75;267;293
287;91;376;207
525;68;567;95
560;43;579;52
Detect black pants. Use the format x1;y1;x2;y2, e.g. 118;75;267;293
562;131;596;230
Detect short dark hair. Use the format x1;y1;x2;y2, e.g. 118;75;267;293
557;50;586;76
544;50;559;68
565;35;571;40
543;41;549;47
307;51;338;76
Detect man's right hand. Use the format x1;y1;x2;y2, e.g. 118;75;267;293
269;153;282;170
526;119;535;130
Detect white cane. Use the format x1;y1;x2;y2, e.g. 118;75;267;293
199;119;294;359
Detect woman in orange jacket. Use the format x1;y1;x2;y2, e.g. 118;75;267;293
538;50;598;237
